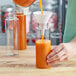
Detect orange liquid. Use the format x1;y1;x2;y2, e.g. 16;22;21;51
36;40;51;69
42;35;44;41
14;13;27;50
39;0;43;14
13;0;36;7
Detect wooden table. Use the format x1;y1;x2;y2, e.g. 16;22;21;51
0;46;76;76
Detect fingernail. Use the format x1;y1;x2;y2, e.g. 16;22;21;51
47;60;49;63
47;61;52;66
47;56;49;59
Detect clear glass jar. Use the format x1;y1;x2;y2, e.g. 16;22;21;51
5;13;19;56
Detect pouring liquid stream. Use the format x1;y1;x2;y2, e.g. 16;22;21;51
42;34;44;41
39;0;44;41
39;0;43;14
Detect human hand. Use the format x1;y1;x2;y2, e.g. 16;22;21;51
47;37;76;66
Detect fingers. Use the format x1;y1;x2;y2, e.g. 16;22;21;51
47;59;60;65
47;45;68;65
60;54;68;61
47;50;65;62
55;43;65;53
51;47;57;52
47;44;64;59
47;54;67;66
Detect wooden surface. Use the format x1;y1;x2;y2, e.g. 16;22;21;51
0;46;76;76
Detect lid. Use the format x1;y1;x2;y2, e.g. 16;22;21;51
1;5;14;13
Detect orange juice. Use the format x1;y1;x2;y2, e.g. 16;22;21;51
13;0;36;7
39;0;43;14
42;34;44;40
14;13;27;50
36;40;51;69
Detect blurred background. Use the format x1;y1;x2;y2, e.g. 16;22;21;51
0;0;68;45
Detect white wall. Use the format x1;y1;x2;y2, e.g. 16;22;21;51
0;0;15;7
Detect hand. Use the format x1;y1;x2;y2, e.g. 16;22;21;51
47;37;76;66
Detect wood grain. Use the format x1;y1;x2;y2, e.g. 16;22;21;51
0;46;76;76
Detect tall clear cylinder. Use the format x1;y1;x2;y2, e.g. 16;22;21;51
5;13;19;56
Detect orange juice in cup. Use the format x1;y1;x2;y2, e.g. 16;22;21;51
34;11;52;68
34;0;51;69
36;39;51;69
